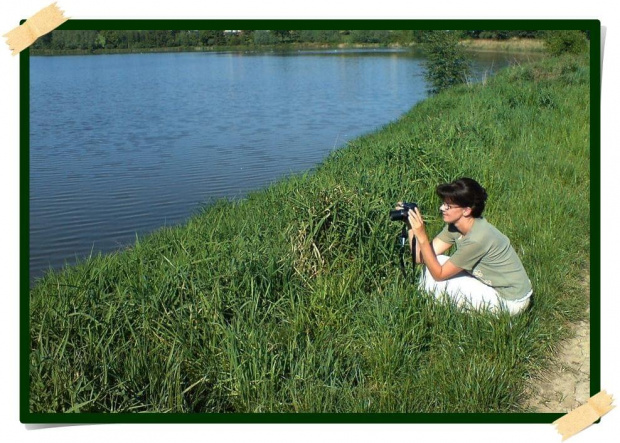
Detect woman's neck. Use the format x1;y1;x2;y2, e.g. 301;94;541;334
455;216;476;236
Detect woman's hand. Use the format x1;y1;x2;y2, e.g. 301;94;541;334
407;207;428;243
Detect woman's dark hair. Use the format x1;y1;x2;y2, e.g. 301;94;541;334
436;177;488;218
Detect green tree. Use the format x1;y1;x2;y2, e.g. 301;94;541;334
99;30;119;49
198;30;225;46
253;30;279;45
543;30;588;56
422;30;471;94
347;30;391;44
240;30;255;45
299;30;341;44
271;29;289;43
32;32;52;50
390;30;422;45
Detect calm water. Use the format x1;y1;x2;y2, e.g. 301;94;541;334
30;49;538;282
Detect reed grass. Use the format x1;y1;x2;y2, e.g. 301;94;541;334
461;38;547;53
29;52;591;413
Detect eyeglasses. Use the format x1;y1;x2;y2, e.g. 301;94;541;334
440;202;461;211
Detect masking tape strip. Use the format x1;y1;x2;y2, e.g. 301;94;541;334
3;2;69;56
553;391;615;441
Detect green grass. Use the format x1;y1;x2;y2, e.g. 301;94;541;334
29;52;591;413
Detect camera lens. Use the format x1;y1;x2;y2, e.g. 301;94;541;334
389;209;407;221
390;202;417;222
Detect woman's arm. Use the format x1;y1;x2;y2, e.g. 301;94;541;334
396;201;452;263
408;229;451;264
408;207;463;281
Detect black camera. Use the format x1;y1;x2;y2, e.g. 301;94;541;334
389;202;418;222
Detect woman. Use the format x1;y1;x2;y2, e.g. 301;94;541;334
401;177;532;315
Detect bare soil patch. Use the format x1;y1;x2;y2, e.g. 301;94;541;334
523;275;590;413
523;316;590;412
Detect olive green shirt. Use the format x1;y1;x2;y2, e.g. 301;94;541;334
437;218;532;301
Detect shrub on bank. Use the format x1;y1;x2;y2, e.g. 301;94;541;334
543;30;589;56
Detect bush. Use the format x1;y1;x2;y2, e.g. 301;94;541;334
543;30;588;56
422;31;471;94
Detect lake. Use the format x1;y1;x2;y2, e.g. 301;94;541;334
29;48;541;282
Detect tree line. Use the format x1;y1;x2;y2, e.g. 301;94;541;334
32;29;555;53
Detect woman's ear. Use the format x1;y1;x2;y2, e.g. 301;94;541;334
463;206;473;217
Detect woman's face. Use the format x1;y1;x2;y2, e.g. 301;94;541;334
440;201;467;223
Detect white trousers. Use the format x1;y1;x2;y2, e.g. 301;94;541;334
420;255;532;316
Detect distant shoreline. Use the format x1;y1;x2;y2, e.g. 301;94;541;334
30;38;546;57
30;41;407;56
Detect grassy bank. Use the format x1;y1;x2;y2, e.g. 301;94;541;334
29;52;590;414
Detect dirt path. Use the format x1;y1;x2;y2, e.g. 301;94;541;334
523;314;590;412
523;272;590;413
